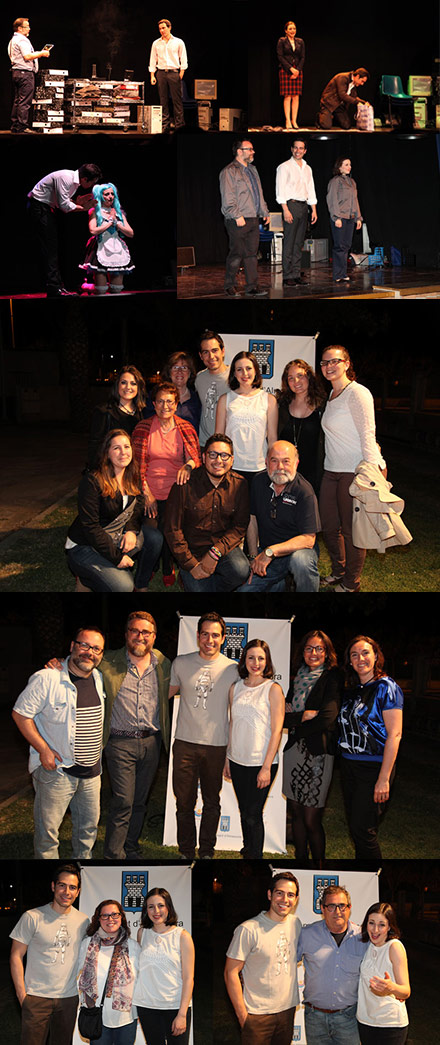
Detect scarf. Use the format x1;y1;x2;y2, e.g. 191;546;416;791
291;662;325;712
78;928;134;1011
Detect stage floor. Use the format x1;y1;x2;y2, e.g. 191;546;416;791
177;262;440;300
248;125;436;136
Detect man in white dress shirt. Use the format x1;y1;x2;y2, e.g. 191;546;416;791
8;17;50;133
149;18;187;131
276;139;317;287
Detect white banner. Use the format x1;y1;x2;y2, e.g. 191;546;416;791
75;865;192;1045
221;333;318;395
163;616;292;854
270;867;379;1044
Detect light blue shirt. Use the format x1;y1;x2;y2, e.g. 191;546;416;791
13;658;105;774
297;920;367;1009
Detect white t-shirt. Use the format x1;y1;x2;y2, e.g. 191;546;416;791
357;939;409;1028
225;390;269;472
228;678;278;767
195;366;230;447
227;911;301;1014
171;651;238;746
10;904;89;997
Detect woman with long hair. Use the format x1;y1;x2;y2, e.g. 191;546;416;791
66;429;162;592
357;902;410;1044
88;365;146;470
134;887;195;1045
339;635;404;859
77;899;139;1045
277;358;326;492
224;639;285;858
80;182;134;295
319;344;386;591
326;157;362;283
216;352;278;485
283;630;344;864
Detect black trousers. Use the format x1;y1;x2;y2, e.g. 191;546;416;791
229;760;278;858
318;103;353;129
224;217;260;291
340;757;395;860
11;69;35;131
172;738;226;858
358;1022;408;1045
282;199;308;278
156;69;184;129
137;1007;191;1045
28;197;63;291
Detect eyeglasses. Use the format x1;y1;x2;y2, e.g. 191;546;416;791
304;645;325;654
127;628;155;638
171;365;190;372
206;451;232;461
73;641;103;656
100;913;121;921
323;903;349;912
320;359;345;369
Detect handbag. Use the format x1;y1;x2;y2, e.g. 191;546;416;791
78;1003;103;1040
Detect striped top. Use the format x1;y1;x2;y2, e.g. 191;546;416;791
64;673;103;778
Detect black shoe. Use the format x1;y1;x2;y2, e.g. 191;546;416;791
46;287;78;298
244;287;268;297
283;278;297;287
294;277;309;285
225;286;241;297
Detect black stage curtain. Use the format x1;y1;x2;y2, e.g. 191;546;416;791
248;3;439;127
177;133;440;268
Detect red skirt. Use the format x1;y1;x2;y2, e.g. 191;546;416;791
279;68;303;96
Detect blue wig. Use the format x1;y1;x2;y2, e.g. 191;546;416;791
93;182;124;228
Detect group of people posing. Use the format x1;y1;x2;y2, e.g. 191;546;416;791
10;863;194;1045
12;610;404;864
66;334;408;594
220;137;364;296
225;872;410;1045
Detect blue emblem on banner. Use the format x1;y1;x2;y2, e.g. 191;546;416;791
249;339;274;378
122;872;148;912
293;1025;301;1042
219;815;230;833
313;874;339;914
222;623;248;660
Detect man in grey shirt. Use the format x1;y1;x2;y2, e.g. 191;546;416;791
168;611;238;859
8;17;50;133
10;862;89;1045
195;330;230;448
219;139;270;298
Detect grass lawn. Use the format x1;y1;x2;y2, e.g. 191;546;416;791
0;468;439;591
1;736;438;861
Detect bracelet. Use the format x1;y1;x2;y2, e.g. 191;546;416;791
209;546;222;561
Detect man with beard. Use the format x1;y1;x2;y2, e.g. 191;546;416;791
219;139;270;298
237;440;320;592
100;610;171;859
164;433;250;591
225;872;301;1044
12;628;106;859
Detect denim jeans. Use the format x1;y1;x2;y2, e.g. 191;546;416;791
94;1021;138;1045
134;524;164;587
304;1002;359;1045
236;546;319;592
67;545;135;592
32;766;100;859
180;546;250;591
104;733;162;859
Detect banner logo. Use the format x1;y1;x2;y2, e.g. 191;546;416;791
313;874;340;914
249;339;275;379
122;872;148;912
222;623;248;660
219;815;230;833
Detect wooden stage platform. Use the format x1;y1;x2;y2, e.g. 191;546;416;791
177;262;440;300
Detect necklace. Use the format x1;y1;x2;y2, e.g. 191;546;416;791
290;417;303;447
329;380;352;402
119;402;135;415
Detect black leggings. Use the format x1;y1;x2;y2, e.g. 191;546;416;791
137;1007;191;1045
289;800;326;863
357;1021;408;1045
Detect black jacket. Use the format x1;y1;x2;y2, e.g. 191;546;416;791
276;35;305;73
284;666;344;756
68;473;145;566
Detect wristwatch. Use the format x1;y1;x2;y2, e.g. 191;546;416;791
264;547;275;559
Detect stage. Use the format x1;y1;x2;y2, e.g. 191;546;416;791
177;261;440;300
